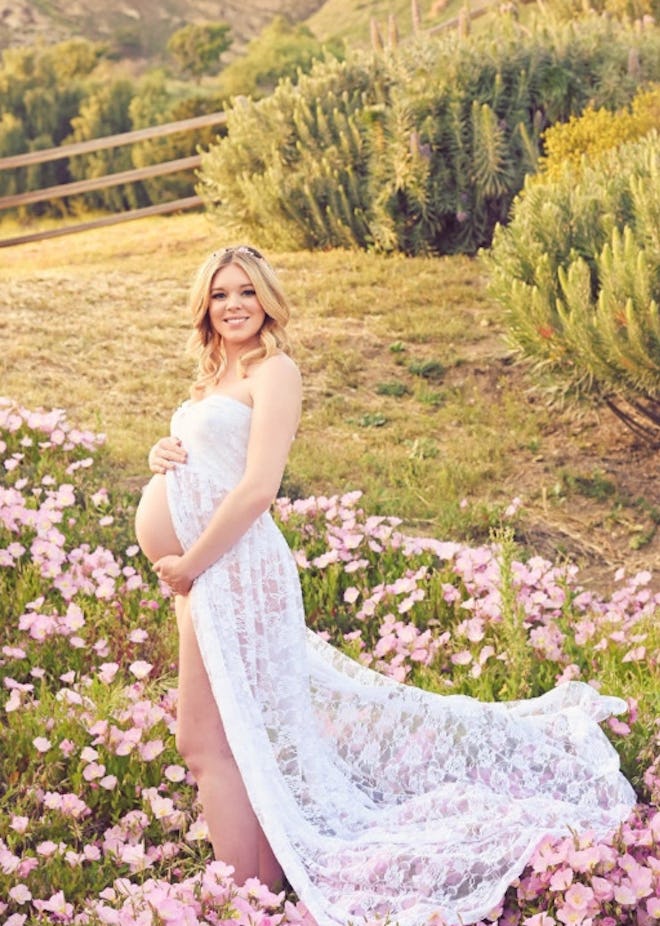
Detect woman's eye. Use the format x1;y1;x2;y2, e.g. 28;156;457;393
242;289;256;297
211;292;226;300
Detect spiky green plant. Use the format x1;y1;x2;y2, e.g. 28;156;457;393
486;133;660;442
198;56;388;250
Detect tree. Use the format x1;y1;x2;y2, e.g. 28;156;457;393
167;22;232;83
216;16;343;101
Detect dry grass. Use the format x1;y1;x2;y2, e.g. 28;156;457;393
2;211;658;578
1;213;530;521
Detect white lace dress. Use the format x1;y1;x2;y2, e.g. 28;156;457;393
166;394;636;926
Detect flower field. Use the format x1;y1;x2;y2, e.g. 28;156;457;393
0;398;658;926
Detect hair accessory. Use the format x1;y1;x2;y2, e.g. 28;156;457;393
234;245;264;259
211;245;264;260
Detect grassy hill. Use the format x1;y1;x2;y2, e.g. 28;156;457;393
306;0;464;45
0;0;488;59
0;0;326;56
0;211;657;590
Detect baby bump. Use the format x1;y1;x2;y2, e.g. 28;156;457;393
134;474;183;564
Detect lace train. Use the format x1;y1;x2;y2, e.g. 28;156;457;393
166;395;635;926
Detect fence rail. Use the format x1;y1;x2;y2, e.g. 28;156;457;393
0;196;203;248
0;111;226;248
0;155;202;210
0;111;226;171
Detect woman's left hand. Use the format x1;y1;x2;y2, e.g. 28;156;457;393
154;554;195;596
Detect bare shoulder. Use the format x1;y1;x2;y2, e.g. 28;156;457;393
250;352;302;395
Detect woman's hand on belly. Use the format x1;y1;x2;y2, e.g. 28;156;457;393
148;435;187;474
154;553;196;596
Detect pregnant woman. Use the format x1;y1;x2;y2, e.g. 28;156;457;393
135;245;635;926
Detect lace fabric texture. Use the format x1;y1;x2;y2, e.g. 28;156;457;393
166;395;636;926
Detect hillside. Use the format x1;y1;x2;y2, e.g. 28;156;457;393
0;0;476;58
0;0;326;56
306;0;461;44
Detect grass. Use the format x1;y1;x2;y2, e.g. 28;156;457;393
1;210;658;572
305;0;469;47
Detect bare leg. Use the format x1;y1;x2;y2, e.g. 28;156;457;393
174;595;282;887
259;829;285;888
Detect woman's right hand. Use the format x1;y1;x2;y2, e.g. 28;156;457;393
148;436;187;474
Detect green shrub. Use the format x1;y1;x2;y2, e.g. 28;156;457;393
198;55;387;249
198;13;660;254
485;133;660;442
215;16;342;101
166;21;232;83
0;39;104;207
129;73;227;205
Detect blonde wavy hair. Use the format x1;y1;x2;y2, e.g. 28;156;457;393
187;245;291;392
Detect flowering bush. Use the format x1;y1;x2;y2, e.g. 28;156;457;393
535;84;660;183
0;399;658;925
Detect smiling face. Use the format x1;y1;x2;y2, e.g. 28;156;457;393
208;262;267;355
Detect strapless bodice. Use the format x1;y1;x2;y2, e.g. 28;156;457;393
170;394;252;489
166;394;255;550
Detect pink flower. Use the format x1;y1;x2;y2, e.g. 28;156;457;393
549;867;574;891
622;646;646;662
139;738;164;761
186;818;210;842
613;880;637;905
567;846;600;872
343;586;360;604
98;662;119;684
563;882;594;911
120;842;151;872
83;761;105;781
451;650;472;666
33;736;51;753
555;904;590;925
590;876;614;902
647;897;660;917
164;764;186;782
10;816;29;834
8;884;32;904
36;840;60;857
129;660;153;680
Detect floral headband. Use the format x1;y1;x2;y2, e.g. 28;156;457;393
213;245;265;261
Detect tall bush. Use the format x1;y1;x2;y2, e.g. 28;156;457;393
0;39;103;207
198;55;388;250
166;21;232;83
215;16;342;101
66;80;146;213
129;73;226;205
198;13;660;254
485;133;660;442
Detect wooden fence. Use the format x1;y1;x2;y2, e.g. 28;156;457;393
0;110;227;248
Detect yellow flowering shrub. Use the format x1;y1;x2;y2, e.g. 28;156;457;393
536;84;660;182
